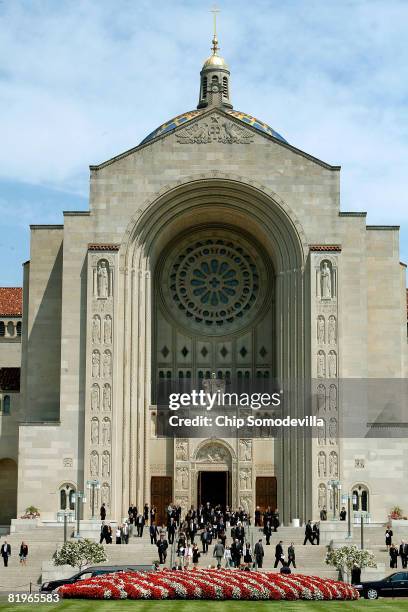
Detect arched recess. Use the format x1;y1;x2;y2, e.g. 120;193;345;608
118;175;309;523
0;458;17;524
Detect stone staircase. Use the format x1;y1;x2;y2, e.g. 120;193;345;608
0;528;68;592
0;522;399;592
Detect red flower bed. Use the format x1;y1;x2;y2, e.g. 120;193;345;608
59;569;359;601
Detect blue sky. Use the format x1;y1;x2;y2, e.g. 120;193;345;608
1;0;407;286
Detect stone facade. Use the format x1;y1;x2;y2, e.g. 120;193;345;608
1;38;407;526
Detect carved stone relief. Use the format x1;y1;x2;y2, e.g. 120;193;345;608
102;417;111;445
328;351;337;378
103;350;112;378
328;418;337;444
91;383;100;411
91;417;99;444
175;116;254;145
239;495;253;513
318;451;326;477
328;315;336;344
317;315;325;344
329;451;338;476
317;350;326;378
101;482;110;507
239;439;252;461
176;439;188;461
318;483;327;509
92;315;101;344
103;383;111;411
329;384;337;411
196;444;229;463
92;350;100;378
176;467;189;490
239;468;252;490
90;451;99;477
103;315;112;344
317;420;326;445
317;384;326;412
102;451;110;478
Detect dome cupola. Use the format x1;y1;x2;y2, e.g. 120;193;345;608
197;10;232;110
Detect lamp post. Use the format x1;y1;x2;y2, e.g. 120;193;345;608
342;493;352;539
327;479;341;520
86;479;100;520
75;491;85;537
63;509;70;543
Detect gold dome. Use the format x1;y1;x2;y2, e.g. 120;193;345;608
202;34;228;70
203;53;228;69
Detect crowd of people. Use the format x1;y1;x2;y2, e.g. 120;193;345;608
385;526;408;569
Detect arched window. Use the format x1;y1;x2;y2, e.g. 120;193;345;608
3;396;10;415
352;485;369;513
6;321;14;336
361;490;368;512
352;489;359;511
16;321;22;336
59;483;76;510
212;75;218;84
202;76;207;98
0;321;4;336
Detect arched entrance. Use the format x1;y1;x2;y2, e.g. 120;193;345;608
120;174;307;522
0;458;17;524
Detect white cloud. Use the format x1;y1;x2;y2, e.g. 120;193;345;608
0;0;407;227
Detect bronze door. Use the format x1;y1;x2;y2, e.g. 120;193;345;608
151;476;172;526
256;476;277;512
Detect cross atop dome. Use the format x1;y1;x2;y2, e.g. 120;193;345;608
197;6;232;110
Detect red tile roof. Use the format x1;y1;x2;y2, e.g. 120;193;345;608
0;288;22;316
0;367;20;391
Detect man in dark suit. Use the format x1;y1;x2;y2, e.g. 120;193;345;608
230;539;243;567
303;520;314;545
149;522;158;545
168;518;176;544
100;503;106;521
288;542;296;568
157;534;168;565
1;541;11;567
274;541;284;568
254;539;264;568
312;522;320;545
400;541;408;568
136;513;145;537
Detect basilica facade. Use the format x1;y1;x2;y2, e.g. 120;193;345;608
2;32;407;527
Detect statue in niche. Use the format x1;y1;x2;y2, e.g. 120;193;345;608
329;384;337;411
329;417;337;444
318;484;327;509
92;350;100;378
318;451;326;477
239;468;252;490
239;439;252;461
97;260;109;298
101;482;110;507
328;316;336;344
317;351;325;378
328;351;337;378
102;451;110;478
317;316;325;344
317;384;326;412
320;261;332;300
102;417;111;445
104;315;112;344
92;316;101;344
103;350;112;378
91;384;100;411
329;451;338;477
103;383;111;411
176;440;188;461
176;467;188;490
91;417;99;444
318;420;326;445
90;451;98;477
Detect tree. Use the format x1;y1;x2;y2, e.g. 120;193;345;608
326;545;376;582
54;539;107;571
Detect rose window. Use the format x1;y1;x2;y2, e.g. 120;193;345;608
160;230;269;335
